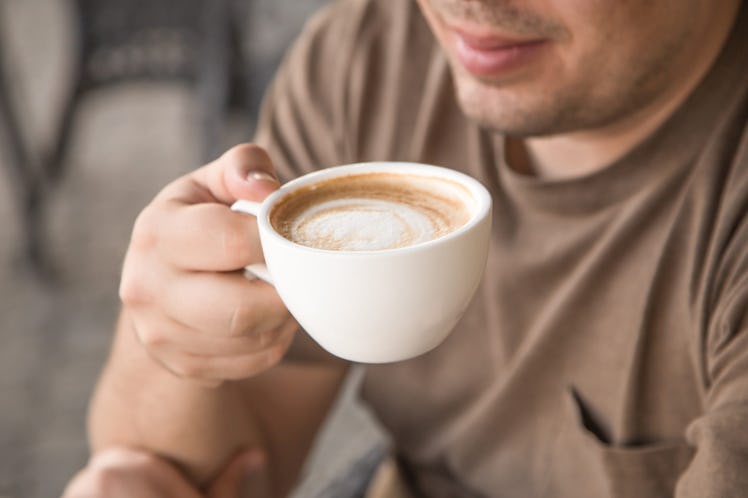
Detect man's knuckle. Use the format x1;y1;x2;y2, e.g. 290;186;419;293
138;328;166;349
131;451;162;470
118;274;148;306
130;208;160;253
262;324;289;348
228;303;259;337
172;358;203;379
87;467;123;496
266;344;287;368
257;327;273;348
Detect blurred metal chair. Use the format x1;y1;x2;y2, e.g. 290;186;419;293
0;12;44;269
46;0;248;178
34;0;250;274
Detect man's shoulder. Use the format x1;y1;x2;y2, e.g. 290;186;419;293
307;0;421;33
256;0;450;175
296;0;432;65
270;0;448;163
278;0;433;96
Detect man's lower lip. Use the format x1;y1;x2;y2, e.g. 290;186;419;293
453;35;546;78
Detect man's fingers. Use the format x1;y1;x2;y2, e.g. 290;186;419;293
133;307;297;357
160;271;291;338
208;450;273;498
196;144;280;205
133;144;280;272
157;144;279;207
134;202;264;272
141;323;297;382
62;447;203;498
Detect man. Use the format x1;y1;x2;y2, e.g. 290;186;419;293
63;0;748;496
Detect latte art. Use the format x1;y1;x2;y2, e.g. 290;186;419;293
270;173;473;251
291;198;447;251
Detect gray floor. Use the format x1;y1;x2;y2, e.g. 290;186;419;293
0;2;383;497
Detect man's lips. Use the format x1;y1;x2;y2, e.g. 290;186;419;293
450;28;548;78
455;28;537;49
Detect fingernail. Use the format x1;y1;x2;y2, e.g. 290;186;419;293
247;171;278;184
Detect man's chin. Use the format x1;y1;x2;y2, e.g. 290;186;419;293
455;94;560;137
452;72;567;137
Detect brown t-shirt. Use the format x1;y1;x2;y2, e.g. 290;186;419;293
254;0;748;496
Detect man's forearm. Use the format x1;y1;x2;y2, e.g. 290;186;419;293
88;311;264;486
88;311;349;495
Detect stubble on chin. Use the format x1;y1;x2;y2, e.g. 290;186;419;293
421;0;578;136
450;68;578;137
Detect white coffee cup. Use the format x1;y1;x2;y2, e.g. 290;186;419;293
231;162;492;363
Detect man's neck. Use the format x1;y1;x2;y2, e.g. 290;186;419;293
519;88;694;180
511;5;739;181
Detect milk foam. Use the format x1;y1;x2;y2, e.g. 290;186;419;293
291;198;440;251
270;172;473;251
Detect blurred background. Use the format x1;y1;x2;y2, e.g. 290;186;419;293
0;1;384;496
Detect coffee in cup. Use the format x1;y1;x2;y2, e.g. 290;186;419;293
231;162;492;363
268;172;473;251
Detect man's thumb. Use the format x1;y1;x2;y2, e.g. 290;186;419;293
222;144;280;203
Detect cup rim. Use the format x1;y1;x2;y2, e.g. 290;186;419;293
257;162;492;256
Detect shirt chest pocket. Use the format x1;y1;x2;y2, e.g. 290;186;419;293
543;388;695;498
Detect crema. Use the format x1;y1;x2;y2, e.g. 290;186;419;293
270;172;473;251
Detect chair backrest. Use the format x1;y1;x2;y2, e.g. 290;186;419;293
73;0;222;88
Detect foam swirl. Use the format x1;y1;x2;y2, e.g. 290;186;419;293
291;199;444;251
270;172;472;251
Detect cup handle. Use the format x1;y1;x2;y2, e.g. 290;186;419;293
230;200;274;285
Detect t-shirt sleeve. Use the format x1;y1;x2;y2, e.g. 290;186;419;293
252;2;356;182
676;127;748;496
251;0;436;181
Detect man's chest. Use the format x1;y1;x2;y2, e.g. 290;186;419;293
362;181;707;496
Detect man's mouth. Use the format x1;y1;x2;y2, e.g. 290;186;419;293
449;25;549;79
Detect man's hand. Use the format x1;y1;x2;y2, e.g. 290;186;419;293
119;144;298;385
61;447;273;498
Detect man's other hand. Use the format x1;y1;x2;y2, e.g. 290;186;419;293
61;446;273;498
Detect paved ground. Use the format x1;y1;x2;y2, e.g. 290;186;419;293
0;2;383;497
